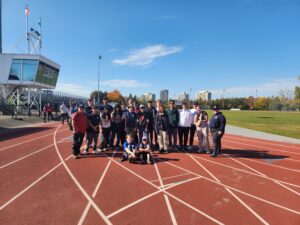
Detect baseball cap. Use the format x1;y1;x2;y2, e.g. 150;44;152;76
92;105;97;109
139;104;145;109
142;135;148;140
103;96;108;100
78;104;84;108
212;105;219;110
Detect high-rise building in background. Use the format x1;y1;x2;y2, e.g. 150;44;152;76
196;91;212;102
178;92;189;102
139;93;156;102
160;89;169;102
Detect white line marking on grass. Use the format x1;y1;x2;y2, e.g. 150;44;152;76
152;155;178;225
225;154;300;197
223;144;300;173
154;156;300;215
0;127;69;151
99;152;224;225
0;155;72;211
225;135;300;150
53;126;113;225
0;135;72;170
78;150;117;225
188;154;269;225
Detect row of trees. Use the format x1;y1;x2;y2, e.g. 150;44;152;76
89;76;300;111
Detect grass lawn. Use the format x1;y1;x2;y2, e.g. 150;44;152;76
207;110;300;139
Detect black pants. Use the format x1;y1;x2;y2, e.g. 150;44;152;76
189;124;196;146
168;126;178;146
72;132;85;155
61;113;69;124
110;123;125;147
43;112;53;122
178;126;189;148
211;131;223;156
148;126;157;146
86;131;99;150
100;127;111;149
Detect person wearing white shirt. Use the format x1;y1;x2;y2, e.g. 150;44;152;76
60;102;69;125
178;102;193;151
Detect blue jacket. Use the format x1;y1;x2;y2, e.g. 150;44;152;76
209;112;226;133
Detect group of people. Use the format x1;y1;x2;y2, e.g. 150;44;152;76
63;97;226;162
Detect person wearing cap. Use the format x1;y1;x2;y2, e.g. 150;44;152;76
71;104;88;159
122;105;137;141
99;106;112;151
83;106;101;155
100;96;113;113
188;102;199;150
139;135;152;164
178;102;193;151
155;105;169;153
146;100;157;148
137;104;150;144
194;105;210;153
166;100;179;151
209;106;226;157
110;104;125;150
85;99;94;117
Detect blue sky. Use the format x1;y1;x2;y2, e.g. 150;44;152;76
2;0;300;99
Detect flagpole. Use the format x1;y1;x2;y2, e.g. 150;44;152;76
0;0;2;54
26;3;30;54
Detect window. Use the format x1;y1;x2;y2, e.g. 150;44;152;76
35;61;59;86
22;59;38;81
9;59;22;80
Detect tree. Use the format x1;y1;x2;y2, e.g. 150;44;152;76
107;90;125;103
254;97;270;110
90;90;108;103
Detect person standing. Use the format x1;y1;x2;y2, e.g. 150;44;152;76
194;105;210;153
189;102;198;150
209;106;226;157
110;104;125;150
85;99;94;117
71;104;88;159
59;101;69;125
122;105;137;141
83;106;100;154
99;107;112;151
178;102;193;151
137;104;150;144
166;100;179;151
43;102;53;122
155;105;169;153
146;100;157;148
100;96;113;113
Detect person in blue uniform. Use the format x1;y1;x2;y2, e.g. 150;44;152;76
209;106;226;157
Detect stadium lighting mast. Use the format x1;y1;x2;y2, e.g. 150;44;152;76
0;0;2;53
97;55;102;104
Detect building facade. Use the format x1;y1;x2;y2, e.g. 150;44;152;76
178;92;189;102
196;91;212;102
160;90;169;103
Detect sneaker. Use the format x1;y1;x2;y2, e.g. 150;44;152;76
116;146;120;151
82;150;88;155
72;154;78;159
159;149;164;153
186;145;193;150
210;154;217;158
93;150;98;154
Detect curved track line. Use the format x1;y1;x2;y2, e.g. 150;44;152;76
53;125;112;225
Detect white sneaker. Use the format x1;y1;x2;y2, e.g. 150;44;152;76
93;150;98;154
82;150;88;155
186;145;193;150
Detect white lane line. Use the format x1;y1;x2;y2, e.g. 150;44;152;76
78;150;116;225
224;139;300;156
223;144;300;172
225;135;300;150
152;155;178;225
0;155;72;211
154;156;300;215
188;154;269;225
107;177;202;219
149;172;192;183
53;126;112;225
99;152;224;225
224;154;300;196
0;127;69;151
0;135;72;170
191;155;300;188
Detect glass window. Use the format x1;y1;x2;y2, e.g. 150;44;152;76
22;59;38;81
35;61;59;87
9;59;22;80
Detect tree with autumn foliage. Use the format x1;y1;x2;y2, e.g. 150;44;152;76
107;90;125;103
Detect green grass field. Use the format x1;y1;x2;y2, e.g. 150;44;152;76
207;110;300;139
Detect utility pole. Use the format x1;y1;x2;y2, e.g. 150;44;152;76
0;0;2;53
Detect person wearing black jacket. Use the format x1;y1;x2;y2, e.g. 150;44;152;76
166;100;179;151
209;106;226;157
137;105;150;144
110;104;125;150
155;105;169;153
146;101;157;147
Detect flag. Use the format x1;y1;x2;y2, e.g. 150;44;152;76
37;18;41;27
25;6;30;16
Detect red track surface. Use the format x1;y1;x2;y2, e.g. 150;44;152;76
0;123;299;225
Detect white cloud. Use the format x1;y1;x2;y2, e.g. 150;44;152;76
210;78;298;99
101;79;150;88
112;44;183;67
55;83;91;97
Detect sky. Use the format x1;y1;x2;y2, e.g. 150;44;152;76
2;0;300;99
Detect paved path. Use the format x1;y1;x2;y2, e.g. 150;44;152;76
226;124;300;144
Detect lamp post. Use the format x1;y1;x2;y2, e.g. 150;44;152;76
97;55;102;104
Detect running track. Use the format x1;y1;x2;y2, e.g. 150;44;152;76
0;122;299;225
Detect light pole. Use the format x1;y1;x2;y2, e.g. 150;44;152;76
97;55;102;104
222;89;225;109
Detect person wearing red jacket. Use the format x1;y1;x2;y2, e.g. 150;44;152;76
43;102;53;122
71;104;88;159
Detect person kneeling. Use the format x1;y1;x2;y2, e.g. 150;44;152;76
121;134;139;163
139;135;152;164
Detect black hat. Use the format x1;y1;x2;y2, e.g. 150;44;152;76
212;105;219;110
92;105;97;109
103;106;109;110
103;96;108;100
78;104;84;108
